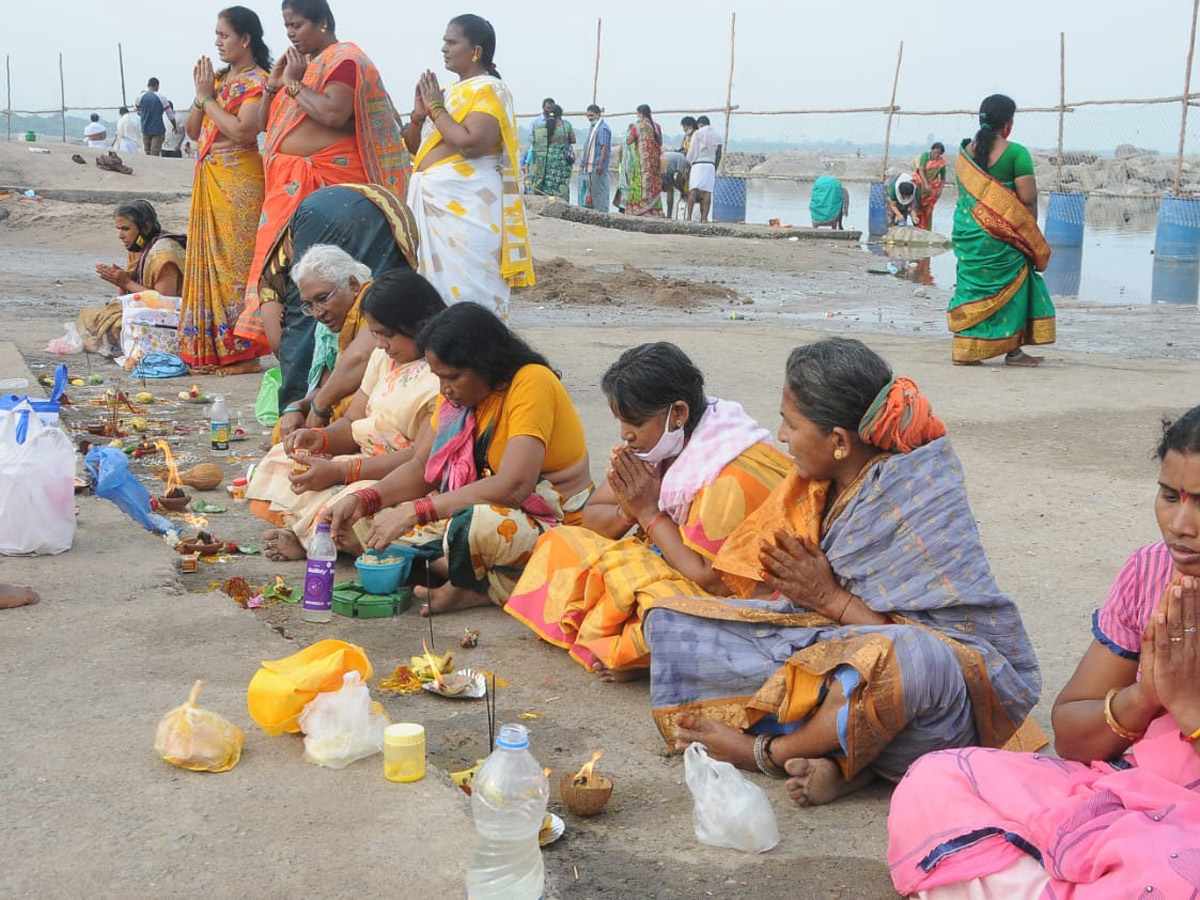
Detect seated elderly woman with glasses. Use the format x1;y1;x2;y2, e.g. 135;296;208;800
276;243;386;436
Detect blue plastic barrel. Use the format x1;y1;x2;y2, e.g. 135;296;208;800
1044;192;1085;248
712;176;747;223
1042;244;1082;298
1151;257;1200;304
1154;193;1200;262
868;182;887;237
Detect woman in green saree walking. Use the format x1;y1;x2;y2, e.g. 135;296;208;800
948;95;1054;367
529;104;575;200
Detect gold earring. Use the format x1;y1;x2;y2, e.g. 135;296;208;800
319;25;326;33
473;51;480;62
833;447;847;461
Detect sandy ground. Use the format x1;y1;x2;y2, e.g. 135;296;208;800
2;140;1199;899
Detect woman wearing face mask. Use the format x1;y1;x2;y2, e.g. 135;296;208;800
506;342;790;681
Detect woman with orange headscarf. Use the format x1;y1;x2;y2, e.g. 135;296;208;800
646;338;1042;807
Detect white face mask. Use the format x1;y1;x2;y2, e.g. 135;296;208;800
633;408;686;464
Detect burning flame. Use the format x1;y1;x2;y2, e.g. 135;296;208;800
422;637;445;687
154;441;182;493
544;767;553;779
572;750;603;786
183;513;209;530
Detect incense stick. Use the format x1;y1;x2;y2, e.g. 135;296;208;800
425;561;435;650
487;672;497;753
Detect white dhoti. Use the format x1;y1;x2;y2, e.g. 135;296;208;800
407;155;510;320
689;160;716;194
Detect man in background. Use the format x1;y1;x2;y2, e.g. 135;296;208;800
578;104;611;212
115;106;141;154
685;115;722;223
160;101;184;158
136;78;171;156
83;113;107;148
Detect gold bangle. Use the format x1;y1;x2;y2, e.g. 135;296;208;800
1103;687;1145;742
286;81;303;98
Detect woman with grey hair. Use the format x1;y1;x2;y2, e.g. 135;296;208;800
279;243;377;437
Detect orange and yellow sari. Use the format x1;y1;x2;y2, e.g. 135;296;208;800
179;67;268;368
235;42;409;353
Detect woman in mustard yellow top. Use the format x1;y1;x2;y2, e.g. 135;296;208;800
325;303;592;614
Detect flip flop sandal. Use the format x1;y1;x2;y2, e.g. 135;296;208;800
71;153;86;164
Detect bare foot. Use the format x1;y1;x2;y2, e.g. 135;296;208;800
674;712;756;769
1005;350;1043;368
0;584;38;609
952;359;982;366
784;757;875;806
416;582;493;617
262;528;305;561
593;660;649;683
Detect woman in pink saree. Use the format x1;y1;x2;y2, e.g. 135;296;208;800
888;404;1200;899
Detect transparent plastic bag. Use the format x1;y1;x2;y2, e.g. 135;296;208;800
684;742;780;853
154;681;245;773
298;671;389;769
0;404;76;555
45;322;83;355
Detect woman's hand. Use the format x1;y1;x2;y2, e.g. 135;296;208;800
282;46;307;84
1149;575;1200;729
288;456;341;493
412;81;428;120
323;491;364;544
276;410;306;442
95;263;128;289
283;427;325;454
758;529;847;618
607;446;661;522
193;56;216;101
267;53;288;92
418;70;444;109
364;503;419;550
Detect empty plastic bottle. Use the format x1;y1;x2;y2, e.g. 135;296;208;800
465;723;549;900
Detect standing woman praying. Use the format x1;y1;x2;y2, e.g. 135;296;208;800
234;0;409;358
403;13;534;318
179;6;271;372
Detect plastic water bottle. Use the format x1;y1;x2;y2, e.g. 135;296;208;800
209;394;230;456
301;522;336;623
465;723;549;900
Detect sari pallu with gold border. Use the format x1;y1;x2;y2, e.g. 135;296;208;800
180;68;268;367
948;142;1055;362
646;437;1045;780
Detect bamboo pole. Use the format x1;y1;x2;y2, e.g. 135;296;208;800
118;42;127;108
591;18;602;106
5;56;10;143
59;53;66;143
1056;33;1065;192
719;12;736;176
1175;0;1200;193
880;41;904;180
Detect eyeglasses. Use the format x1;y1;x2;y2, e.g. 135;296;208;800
299;288;337;317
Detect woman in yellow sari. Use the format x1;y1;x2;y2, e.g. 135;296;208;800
402;14;534;319
506;343;790;679
252;269;444;560
179;7;270;371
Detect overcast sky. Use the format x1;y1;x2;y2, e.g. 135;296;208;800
7;0;1199;149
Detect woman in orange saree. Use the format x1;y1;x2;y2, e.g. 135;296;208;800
911;141;946;231
179;7;270;371
234;0;408;358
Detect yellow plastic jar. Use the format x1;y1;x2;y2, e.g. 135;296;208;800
384;723;426;782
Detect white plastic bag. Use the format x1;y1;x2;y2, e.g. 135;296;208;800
684;742;780;853
298;671;388;769
0;403;76;555
45;322;83;355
